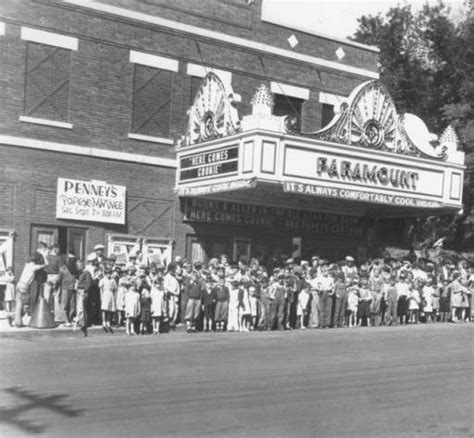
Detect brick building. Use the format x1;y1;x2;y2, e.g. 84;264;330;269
0;0;464;278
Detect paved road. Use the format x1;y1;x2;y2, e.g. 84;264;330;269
0;324;472;437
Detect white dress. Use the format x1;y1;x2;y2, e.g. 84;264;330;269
150;285;166;317
227;287;240;331
240;288;251;316
99;277;117;312
116;277;128;311
125;291;141;318
4;273;15;302
297;290;310;316
422;286;434;313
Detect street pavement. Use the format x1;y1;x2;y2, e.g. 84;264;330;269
0;323;472;437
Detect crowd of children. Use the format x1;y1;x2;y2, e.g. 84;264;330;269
4;245;474;336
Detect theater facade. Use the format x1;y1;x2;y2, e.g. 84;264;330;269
176;73;465;263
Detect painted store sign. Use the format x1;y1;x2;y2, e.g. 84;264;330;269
56;178;126;224
183;198;364;237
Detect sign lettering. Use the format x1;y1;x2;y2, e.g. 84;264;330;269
56;178;126;224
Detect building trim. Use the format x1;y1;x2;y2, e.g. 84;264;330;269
0;22;5;36
19;116;73;130
21;26;78;50
186;63;232;84
63;0;379;79
129;50;179;72
0;134;177;168
319;91;346;106
128;133;174;145
271;82;309;100
260;11;379;53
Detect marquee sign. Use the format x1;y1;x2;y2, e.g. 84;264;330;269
284;146;444;198
183;198;364;237
56;178;126;224
282;182;443;209
179;145;239;181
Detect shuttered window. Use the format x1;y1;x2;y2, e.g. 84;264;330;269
24;42;71;122
131;64;172;137
273;94;303;131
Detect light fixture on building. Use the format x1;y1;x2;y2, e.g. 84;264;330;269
335;47;345;60
288;34;298;49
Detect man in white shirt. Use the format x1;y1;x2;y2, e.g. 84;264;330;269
164;262;180;329
318;264;335;328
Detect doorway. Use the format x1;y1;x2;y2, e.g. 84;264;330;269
31;225;86;260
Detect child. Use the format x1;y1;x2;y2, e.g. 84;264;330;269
347;280;359;328
357;277;371;327
202;272;214;332
439;279;450;322
150;277;165;335
422;277;435;323
239;283;251;332
248;285;259;330
396;274;409;325
297;282;311;329
212;277;229;332
139;288;151;334
4;266;15;314
384;276;398;326
227;279;241;332
115;272;128;327
99;269;117;333
125;282;140;335
408;281;421;324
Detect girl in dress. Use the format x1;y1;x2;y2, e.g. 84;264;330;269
150;277;165;335
297;282;311;329
239;282;251;332
227;279;241;332
125;282;140;335
408;280;421;324
422;277;435;322
4;266;15;313
115;271;128;327
99;269;117;333
248;285;259;331
347;280;359;328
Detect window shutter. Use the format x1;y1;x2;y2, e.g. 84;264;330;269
24;42;71;122
132;64;172;137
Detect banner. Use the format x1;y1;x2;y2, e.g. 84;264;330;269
282;181;443;209
56;178;126;224
176;178;257;196
179;146;238;181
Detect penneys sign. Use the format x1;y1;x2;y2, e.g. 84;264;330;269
56;178;126;224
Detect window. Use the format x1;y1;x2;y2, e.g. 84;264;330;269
321;103;335;128
31;225;86;261
107;234;173;267
0;230;14;285
189;75;202;105
24;42;71;122
131;64;173;137
273;94;303;131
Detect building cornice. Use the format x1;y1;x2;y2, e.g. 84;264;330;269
0;135;177;168
63;0;379;80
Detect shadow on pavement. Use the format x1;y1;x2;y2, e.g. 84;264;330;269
0;386;82;434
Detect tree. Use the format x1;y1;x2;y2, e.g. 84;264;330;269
352;1;474;251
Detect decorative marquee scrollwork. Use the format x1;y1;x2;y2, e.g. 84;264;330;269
310;80;455;160
180;72;241;146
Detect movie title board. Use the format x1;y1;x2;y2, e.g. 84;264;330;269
183;198;364;237
179;146;239;181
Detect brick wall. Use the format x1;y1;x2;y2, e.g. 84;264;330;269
0;0;377;159
0;146;175;271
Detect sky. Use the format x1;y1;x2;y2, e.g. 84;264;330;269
262;0;467;41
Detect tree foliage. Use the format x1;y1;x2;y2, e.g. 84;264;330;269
352;1;473;149
352;1;474;251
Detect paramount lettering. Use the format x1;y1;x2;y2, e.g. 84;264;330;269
316;157;419;190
